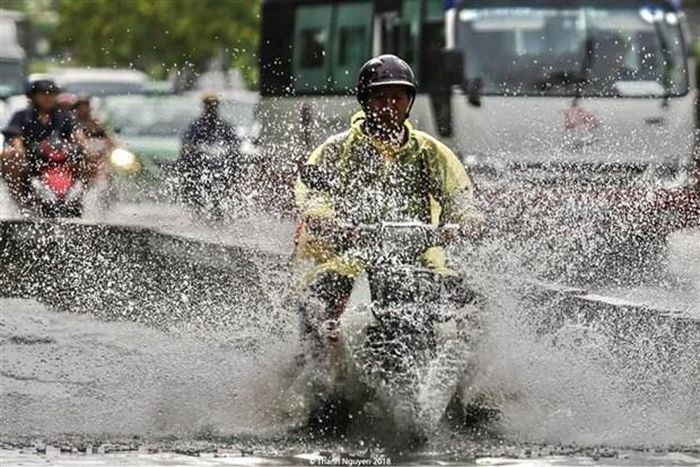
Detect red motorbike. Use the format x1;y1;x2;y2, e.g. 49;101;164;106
27;138;85;218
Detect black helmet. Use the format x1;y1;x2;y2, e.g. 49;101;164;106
25;79;60;97
356;54;417;108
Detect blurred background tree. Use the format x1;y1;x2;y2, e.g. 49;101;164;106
0;0;60;71
50;0;261;89
1;0;698;90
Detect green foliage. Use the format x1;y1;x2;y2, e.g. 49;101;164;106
52;0;260;88
29;60;53;73
0;0;25;10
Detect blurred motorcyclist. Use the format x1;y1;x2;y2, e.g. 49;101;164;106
73;95;112;141
0;79;99;207
179;92;242;212
73;94;115;155
73;94;119;207
180;92;240;159
292;54;485;355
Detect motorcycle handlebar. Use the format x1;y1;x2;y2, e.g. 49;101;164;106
327;221;468;257
336;221;461;243
336;221;459;231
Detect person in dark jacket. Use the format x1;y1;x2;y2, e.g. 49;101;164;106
179;93;242;210
0;79;98;207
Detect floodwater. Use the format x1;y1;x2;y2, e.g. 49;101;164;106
1;188;699;466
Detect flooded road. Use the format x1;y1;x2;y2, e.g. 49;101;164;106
1;295;698;465
1;190;699;465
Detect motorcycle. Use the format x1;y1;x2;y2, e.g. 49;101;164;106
26;137;85;218
287;220;495;444
179;141;241;221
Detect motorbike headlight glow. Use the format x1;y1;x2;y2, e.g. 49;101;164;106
109;148;139;171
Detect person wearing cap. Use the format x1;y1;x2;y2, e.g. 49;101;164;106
291;54;484;354
72;95;116;197
0;79;99;206
74;95;111;140
179;92;241;208
73;94;115;156
181;92;239;155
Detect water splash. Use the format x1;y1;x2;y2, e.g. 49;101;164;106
455;236;700;448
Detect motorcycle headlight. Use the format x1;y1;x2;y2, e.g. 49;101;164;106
109;148;139;172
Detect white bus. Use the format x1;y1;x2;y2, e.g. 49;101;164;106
258;0;699;277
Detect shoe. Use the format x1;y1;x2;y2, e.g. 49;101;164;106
320;319;340;342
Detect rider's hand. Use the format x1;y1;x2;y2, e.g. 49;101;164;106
305;216;339;237
305;217;360;251
438;220;486;244
10;137;25;157
1;138;25;166
0;146;15;162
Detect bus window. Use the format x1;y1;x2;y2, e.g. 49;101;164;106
293;5;333;92
378;11;401;55
300;30;327;68
456;5;689;97
420;21;445;87
338;26;366;66
400;0;422;75
376;0;422;76
425;0;444;22
332;2;373;92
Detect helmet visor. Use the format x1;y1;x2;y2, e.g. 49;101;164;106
367;80;415;89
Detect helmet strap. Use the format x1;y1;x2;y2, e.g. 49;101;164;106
407;94;415;116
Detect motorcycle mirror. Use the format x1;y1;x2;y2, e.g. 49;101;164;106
467;77;483;108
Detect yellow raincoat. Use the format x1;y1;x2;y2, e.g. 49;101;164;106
294;111;483;284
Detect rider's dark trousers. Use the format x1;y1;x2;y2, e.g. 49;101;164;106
297;271;355;351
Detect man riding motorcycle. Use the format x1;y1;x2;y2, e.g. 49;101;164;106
0;79;99;209
74;94;119;208
180;92;240;160
179;92;242;213
293;54;485;358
